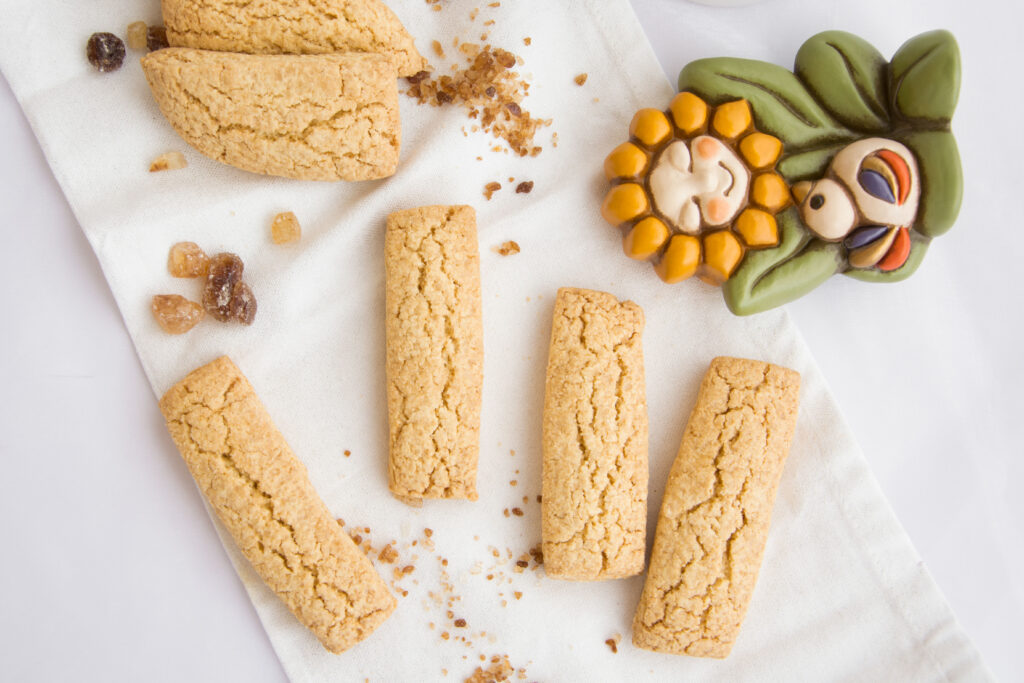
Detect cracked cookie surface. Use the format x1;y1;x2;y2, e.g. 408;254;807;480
632;356;799;658
541;287;648;580
162;0;425;77
385;206;483;501
141;48;400;181
159;356;396;654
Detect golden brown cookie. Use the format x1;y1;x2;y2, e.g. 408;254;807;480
159;357;396;653
141;48;400;181
541;287;648;580
385;206;483;502
632;357;800;658
162;0;425;77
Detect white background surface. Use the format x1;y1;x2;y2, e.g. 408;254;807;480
0;1;1020;681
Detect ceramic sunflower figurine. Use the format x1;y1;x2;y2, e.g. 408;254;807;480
601;30;962;315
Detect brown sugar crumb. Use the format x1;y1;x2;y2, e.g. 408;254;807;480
509;479;518;486
483;181;502;200
503;509;510;518
149;151;187;172
271;211;301;244
432;40;445;58
343;449;351;457
515;181;533;194
378;544;399;564
404;43;551;157
442;632;451;641
523;37;531;46
513;591;522;600
454;618;467;628
493;241;520;256
151;294;204;334
536;495;542;503
605;633;622;653
167;241;209;278
401;565;416;575
488;1;500;6
511;508;524;517
574;73;588;86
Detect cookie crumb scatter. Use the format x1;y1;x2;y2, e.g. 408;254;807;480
483;181;502;200
151;295;204;334
146;25;169;51
405;38;551;157
168;241;209;278
574;73;588;86
86;32;125;72
515;181;533;194
126;22;148;50
271;211;302;244
494;241;520;256
150;151;188;172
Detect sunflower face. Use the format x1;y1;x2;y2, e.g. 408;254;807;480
602;93;790;285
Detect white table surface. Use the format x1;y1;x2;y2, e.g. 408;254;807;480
1;1;1020;681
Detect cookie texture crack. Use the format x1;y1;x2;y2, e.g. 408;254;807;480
141;48;400;181
632;357;800;658
385;206;483;501
162;0;426;77
159;357;396;653
541;287;648;580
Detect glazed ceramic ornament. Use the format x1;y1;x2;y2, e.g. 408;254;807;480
601;30;962;315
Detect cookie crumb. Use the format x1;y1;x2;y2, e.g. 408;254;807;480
605;633;622;653
126;21;148;50
454;618;467;628
493;240;520;256
378;544;399;564
511;507;523;517
344;449;351;457
483;181;502;200
432;40;445;58
574;73;588;86
271;211;301;244
515;181;533;194
523;37;531;46
149;151;187;172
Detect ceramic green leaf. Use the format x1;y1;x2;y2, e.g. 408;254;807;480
794;31;890;133
890;30;961;124
600;30;963;315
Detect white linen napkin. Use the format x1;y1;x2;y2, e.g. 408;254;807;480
0;0;990;679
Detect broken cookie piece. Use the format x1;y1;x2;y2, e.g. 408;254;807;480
161;0;425;77
141;48;400;181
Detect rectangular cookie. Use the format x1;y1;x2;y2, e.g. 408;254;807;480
384;205;483;501
159;357;396;654
141;48;400;181
632;357;800;658
541;287;648;580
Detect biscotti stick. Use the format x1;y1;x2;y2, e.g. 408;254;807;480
141;49;400;181
541;287;648;580
632;357;800;658
159;357;396;654
162;0;426;77
385;205;483;502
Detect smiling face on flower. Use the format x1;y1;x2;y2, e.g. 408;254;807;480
649;136;750;235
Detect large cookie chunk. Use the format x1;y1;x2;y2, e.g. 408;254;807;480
162;0;425;77
159;357;397;654
141;48;400;181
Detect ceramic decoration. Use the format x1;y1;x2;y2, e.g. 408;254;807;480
601;30;962;315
